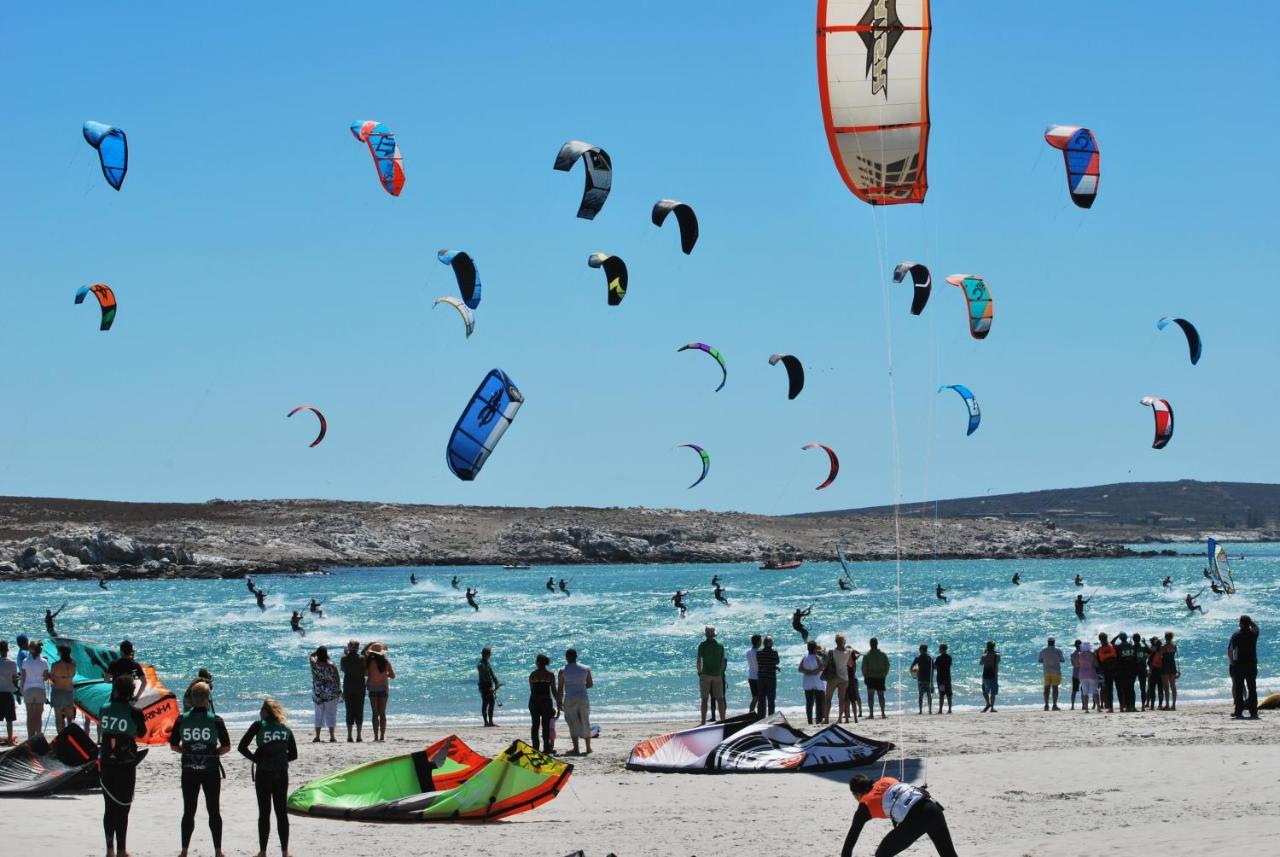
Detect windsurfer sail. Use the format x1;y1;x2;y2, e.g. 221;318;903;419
1207;538;1236;595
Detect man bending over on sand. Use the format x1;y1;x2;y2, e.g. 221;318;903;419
697;626;727;724
1038;637;1064;711
861;638;889;719
842;773;959;857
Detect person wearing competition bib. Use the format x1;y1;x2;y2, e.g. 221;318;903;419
238;698;298;857
170;681;231;857
99;673;147;857
843;774;959;857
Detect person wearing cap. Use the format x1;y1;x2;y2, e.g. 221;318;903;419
341;640;367;741
183;668;215;712
1038;637;1064;711
697;626;727;724
14;634;30;702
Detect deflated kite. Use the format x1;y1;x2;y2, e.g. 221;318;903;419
678;343;726;392
945;274;993;339
0;724;100;795
1157;317;1201;365
893;262;932;315
677;444;710;489
652;199;698;254
438;250;481;310
82;121;127;191
938;384;980;436
287;406;327;448
553;141;611;220
1139;396;1173;449
768;354;805;400
587;253;627;306
801;443;839;490
74;284;116;331
433;296;475;338
1044;125;1100;209
447;369;524;481
349;120;405;196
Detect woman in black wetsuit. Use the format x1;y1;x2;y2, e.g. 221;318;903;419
238;697;298;857
527;654;562;754
170;682;231;857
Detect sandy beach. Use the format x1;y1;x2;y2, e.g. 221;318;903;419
9;703;1276;856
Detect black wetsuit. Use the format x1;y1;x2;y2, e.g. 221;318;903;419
238;718;298;855
1230;623;1260;718
1012;574;1021;586
410;574;417;585
558;580;569;595
838;579;852;591
1074;575;1084;587
99;699;146;856
792;609;811;642
44;610;58;637
1075;597;1088;621
171;708;230;853
98;579;109;590
1162;577;1171;588
546;577;556;593
714;585;729;603
842;788;958;857
452;576;461;590
290;614;305;635
672;592;686;616
935;585;947;601
246;578;256;594
255;591;266;610
466;589;479;611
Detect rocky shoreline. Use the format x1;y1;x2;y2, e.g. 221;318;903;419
0;496;1141;581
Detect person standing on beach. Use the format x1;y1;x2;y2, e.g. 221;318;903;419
1133;634;1151;710
745;634;761;715
1147;633;1165;710
171;681;230;857
799;640;825;725
340;640;366;742
1160;631;1179;710
528;654;561;754
792;607;813;642
1095;633;1117;712
237;697;297;857
842;773;960;857
50;644;77;732
1069;640;1083;710
20;640;49;738
934;643;952;715
824;634;852;723
309;646;340;743
478;647;500;727
1115;632;1138;712
558;649;593;754
0;642;16;745
99;672;146;857
910;644;934;715
1038;637;1064;711
697;626;727;723
365;642;395;741
183;668;216;713
861;638;889;719
1229;615;1260;719
756;636;780;716
979;641;1000;713
1077;642;1099;712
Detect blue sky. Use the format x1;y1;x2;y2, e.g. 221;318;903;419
2;3;1277;515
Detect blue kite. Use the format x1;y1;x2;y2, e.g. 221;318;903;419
83;121;127;190
447;369;524;481
938;384;980;436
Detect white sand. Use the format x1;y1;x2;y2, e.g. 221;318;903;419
9;704;1278;856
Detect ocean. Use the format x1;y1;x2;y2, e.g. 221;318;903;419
4;546;1276;726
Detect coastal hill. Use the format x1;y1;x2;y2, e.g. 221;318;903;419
0;494;1132;580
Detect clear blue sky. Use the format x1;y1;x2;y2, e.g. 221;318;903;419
3;3;1277;515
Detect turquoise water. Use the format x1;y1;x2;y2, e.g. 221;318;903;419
4;548;1276;726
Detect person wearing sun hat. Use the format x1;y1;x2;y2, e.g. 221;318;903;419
363;641;395;742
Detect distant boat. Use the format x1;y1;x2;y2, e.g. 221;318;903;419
759;559;803;571
502;563;532;570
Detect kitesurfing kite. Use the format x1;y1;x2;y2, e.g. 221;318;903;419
817;1;931;205
0;724;101;795
651;199;698;254
447;369;524;481
678;343;727;392
893;262;932;315
437;250;481;310
938;384;980;436
945;274;993;339
768;353;805;400
74;284;117;331
82;121;127;190
1157;317;1201;365
1044;125;1100;208
432;296;475;338
349;120;404;196
587;253;627;306
677;444;710;489
48;637;179;745
553;141;611;219
287;406;327;448
627;712;892;773
1206;538;1237;594
802;443;840;490
1139;396;1174;449
288;737;572;822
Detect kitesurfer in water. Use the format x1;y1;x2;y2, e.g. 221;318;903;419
792;606;813;642
1074;594;1090;621
98;578;109;591
842;773;959;857
1210;580;1224;595
308;598;324;619
714;583;729;604
558;578;570;596
935;583;948;603
452;575;461;590
290;611;306;636
1011;572;1021;586
546;576;556;593
711;574;720;587
838;578;852;592
246;577;256;594
409;573;417;585
672;590;687;618
44;604;65;637
1185;591;1206;614
1162;575;1172;588
465;588;479;612
1074;574;1084;587
255;589;267;611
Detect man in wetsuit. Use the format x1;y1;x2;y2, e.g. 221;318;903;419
409;573;417;585
290;612;306;636
1185;592;1206;614
1162;575;1172;588
672;590;687;618
1229;615;1260;719
792;606;813;642
477;647;500;727
98;578;109;590
935;583;947;602
170;682;231;857
714;583;729;604
1074;594;1090;621
558;579;570;596
934;643;953;714
1114;632;1137;712
1074;574;1084;587
1096;633;1117;712
44;604;65;637
255;589;267;610
1011;572;1021;586
546;576;556;593
838;578;852;592
245;577;256;594
1209;581;1224;595
711;574;720;587
465;588;479;612
308;598;324;619
842;773;959;857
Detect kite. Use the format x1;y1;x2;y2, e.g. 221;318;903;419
938;384;980;436
1157;317;1201;365
768;354;805;400
288;738;572;822
801;443;840;490
447;369;524;481
678;342;727;392
677;444;710;489
817;1;931;205
945;274;993;339
0;724;100;795
627;713;892;773
1207;538;1236;595
587;253;627;306
553;140;612;219
287;406;327;448
651;199;699;254
437;250;482;310
893;262;931;315
1044;125;1100;209
74;284;116;331
82;121;127;190
432;296;475;338
1139;396;1174;449
349;120;405;196
47;637;179;745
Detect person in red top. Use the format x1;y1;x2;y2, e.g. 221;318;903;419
1095;633;1118;712
842;773;959;857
